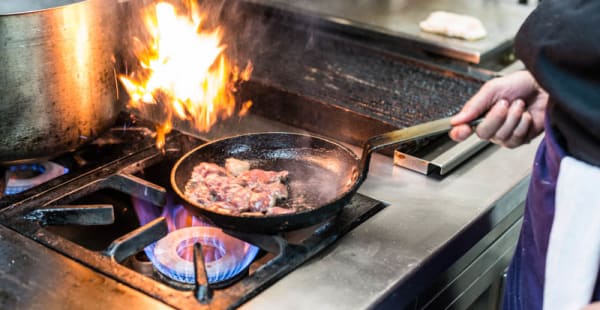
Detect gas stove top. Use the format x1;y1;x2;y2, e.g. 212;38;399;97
0;4;495;307
0;113;385;309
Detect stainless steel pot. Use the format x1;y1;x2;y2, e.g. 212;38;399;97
0;0;121;164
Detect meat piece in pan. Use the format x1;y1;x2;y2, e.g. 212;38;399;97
225;158;251;176
238;169;288;186
183;158;291;215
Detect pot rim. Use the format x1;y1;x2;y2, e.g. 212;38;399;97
0;0;86;17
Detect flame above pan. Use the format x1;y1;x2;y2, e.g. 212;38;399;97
119;1;252;148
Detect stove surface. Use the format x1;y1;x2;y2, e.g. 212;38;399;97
0;5;503;307
0;224;171;310
0;114;385;309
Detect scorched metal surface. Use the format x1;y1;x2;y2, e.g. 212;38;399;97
243;23;485;138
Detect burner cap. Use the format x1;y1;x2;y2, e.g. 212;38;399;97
150;226;258;284
4;161;68;195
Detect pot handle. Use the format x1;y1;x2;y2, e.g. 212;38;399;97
357;117;482;182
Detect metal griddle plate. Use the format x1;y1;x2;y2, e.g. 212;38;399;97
248;25;484;131
245;0;534;63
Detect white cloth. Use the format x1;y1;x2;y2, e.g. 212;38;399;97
544;156;600;310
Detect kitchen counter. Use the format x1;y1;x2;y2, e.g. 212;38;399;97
0;2;537;308
0;109;537;309
0;225;171;310
244;0;533;63
242;134;537;309
188;114;539;309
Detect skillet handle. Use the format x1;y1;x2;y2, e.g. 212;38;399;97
357;117;482;182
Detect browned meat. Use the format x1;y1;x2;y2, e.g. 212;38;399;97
183;158;291;215
248;191;275;212
238;169;288;185
225;158;251;176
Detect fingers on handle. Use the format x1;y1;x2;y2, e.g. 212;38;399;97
494;99;525;141
451;81;500;125
449;124;473;142
475;99;509;140
503;112;533;148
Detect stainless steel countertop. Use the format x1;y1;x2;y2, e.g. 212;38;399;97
0;225;172;310
186;114;539;309
0;112;536;309
245;0;534;63
245;138;537;309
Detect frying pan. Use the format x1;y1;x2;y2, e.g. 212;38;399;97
171;116;480;233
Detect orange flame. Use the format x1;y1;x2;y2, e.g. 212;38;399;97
119;1;252;148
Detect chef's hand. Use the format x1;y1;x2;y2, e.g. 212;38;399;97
449;70;548;148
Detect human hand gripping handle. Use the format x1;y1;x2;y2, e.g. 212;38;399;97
449;70;548;148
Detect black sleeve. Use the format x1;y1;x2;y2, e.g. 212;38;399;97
515;0;600;166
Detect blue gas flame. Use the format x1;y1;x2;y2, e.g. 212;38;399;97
133;195;259;284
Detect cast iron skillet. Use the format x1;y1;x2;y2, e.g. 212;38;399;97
171;117;480;233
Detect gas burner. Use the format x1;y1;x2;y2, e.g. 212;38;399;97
149;226;259;285
4;161;68;195
133;195;259;286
